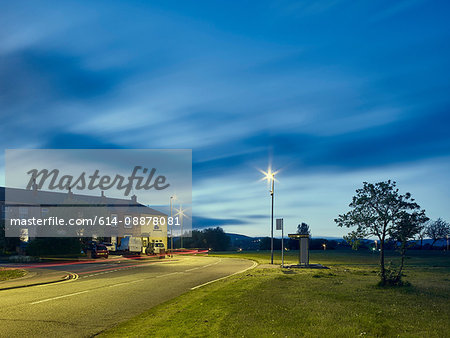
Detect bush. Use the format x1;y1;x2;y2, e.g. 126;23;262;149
9;255;41;263
377;261;411;287
26;238;82;256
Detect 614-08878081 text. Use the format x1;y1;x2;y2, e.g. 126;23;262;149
8;215;181;227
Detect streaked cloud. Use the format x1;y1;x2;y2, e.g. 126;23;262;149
1;0;449;236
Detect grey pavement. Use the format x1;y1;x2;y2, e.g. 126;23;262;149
0;255;255;337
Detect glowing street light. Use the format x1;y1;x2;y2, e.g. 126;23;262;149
260;166;278;264
175;204;188;249
169;195;176;256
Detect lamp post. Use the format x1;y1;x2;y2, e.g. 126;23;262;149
170;196;175;256
270;176;274;264
180;209;183;249
175;204;186;249
261;167;277;265
174;205;189;250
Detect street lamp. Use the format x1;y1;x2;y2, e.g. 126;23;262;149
175;205;188;249
170;195;176;256
260;167;278;264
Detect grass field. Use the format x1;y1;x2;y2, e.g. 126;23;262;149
0;268;27;281
103;250;449;337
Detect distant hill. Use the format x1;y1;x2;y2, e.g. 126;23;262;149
225;232;447;249
226;233;254;241
226;233;260;250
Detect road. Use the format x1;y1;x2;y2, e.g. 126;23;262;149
0;255;255;337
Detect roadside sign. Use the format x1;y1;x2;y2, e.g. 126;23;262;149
276;218;283;230
277;218;285;267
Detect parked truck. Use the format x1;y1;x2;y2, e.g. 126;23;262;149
145;241;166;256
116;236;166;257
116;236;143;254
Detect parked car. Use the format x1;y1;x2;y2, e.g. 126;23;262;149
91;244;109;259
84;241;96;255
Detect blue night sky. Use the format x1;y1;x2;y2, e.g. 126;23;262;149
1;1;449;237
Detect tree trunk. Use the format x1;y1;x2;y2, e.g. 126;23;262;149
420;238;423;249
395;242;406;283
379;239;385;284
431;239;437;249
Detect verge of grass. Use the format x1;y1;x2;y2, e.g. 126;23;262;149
102;251;449;337
0;268;27;281
209;249;450;267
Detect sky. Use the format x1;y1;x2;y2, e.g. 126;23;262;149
1;1;449;237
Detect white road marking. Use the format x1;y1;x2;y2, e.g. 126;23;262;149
30;257;252;304
185;258;221;272
191;260;258;290
67;258;180;280
185;267;199;272
202;259;222;268
30;290;89;305
156;271;183;278
108;279;144;288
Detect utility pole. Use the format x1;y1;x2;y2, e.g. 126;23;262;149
170;196;174;257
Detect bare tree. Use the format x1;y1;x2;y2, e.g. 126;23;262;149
416;224;428;249
425;218;450;248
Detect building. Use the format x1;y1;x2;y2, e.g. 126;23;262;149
0;186;167;252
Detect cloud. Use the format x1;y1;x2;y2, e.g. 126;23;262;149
192;216;249;229
0;48;124;104
0;47;129;148
1;0;450;236
43;133;125;149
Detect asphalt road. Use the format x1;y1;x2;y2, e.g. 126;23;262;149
0;255;255;337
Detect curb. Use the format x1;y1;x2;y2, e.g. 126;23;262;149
0;272;77;291
190;259;259;290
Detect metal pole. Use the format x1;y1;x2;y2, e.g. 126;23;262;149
271;178;274;265
170;197;173;256
281;220;284;267
180;204;183;249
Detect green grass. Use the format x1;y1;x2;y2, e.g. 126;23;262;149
0;268;27;281
211;249;450;267
102;250;450;337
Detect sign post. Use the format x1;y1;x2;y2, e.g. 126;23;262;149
276;218;284;267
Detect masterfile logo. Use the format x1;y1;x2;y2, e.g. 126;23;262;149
26;166;170;196
4;149;192;237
